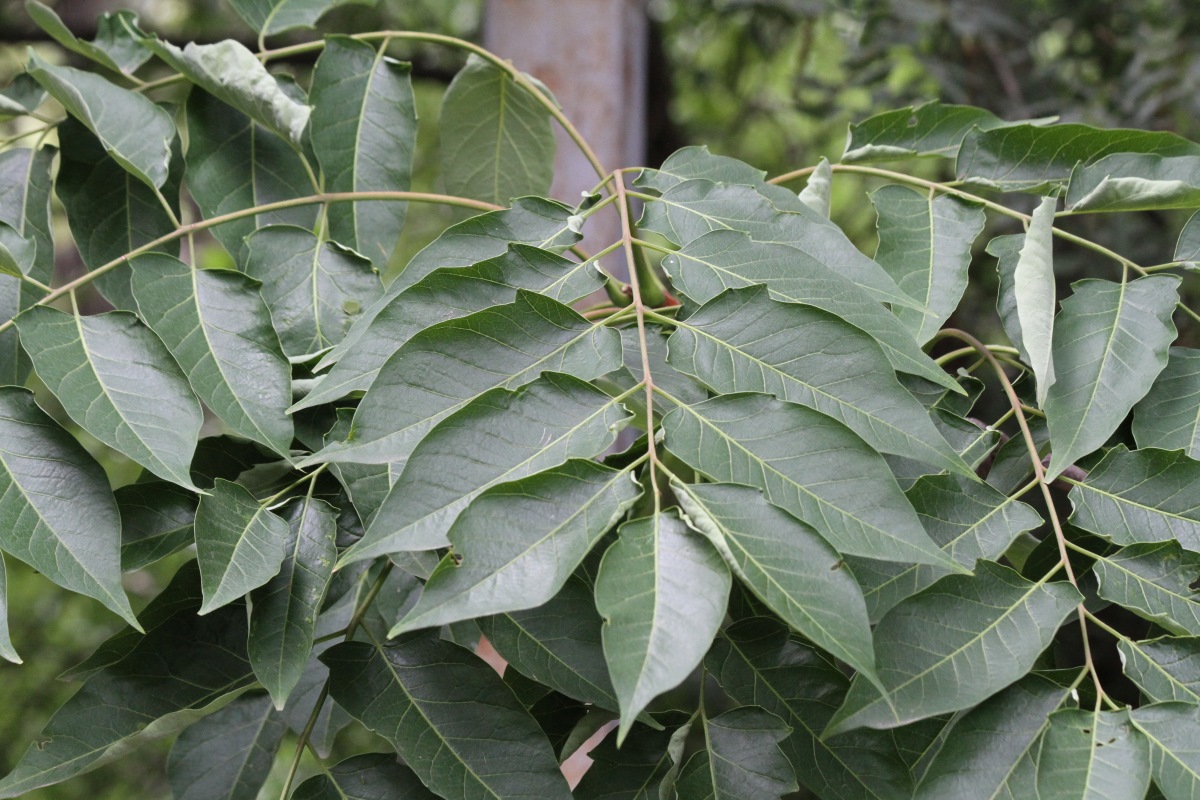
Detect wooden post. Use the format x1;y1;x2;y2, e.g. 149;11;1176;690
483;0;648;266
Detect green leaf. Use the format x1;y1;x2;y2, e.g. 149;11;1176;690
0;556;16;664
707;617;913;800
843;102;1019;162
478;575;626;715
662;393;960;569
291;753;437;800
0;73;46;118
1119;636;1200;703
913;674;1074;800
661;230;960;392
1176;211;1200;265
673;481;877;681
309;292;621;467
595;512;732;741
227;0;378;37
440;54;555;205
634;144;767;193
27;51;173;188
166;692;287;800
244;225;383;358
56;117;181;309
1066;153;1200;212
571;725;674;798
0;276;25;385
1068;447;1200;551
15;306;202;489
1135;349;1200;457
0;145;54;285
25;3;150;75
871;184;985;344
681;707;799;799
0;221;35;277
393;459;641;632
886;409;999;489
131;254;294;456
145;38;310;146
1043;276;1180;481
641;180;913;309
117;481;197;571
667;284;970;474
248;495;336;709
321;635;573;798
310;36;416;267
184;89;317;265
798;157;832;217
826;562;1081;736
293;244;602;411
1131;702;1200;800
1012;196;1058;405
195;479;291;615
0;586;253;798
852;473;1044;622
1035;708;1151;799
956;123;1200;192
1093;541;1200;636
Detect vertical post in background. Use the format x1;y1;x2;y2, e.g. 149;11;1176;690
483;0;648;272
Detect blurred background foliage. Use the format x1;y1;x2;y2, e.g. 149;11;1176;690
3;0;1200;796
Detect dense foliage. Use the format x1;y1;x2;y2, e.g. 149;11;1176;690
9;1;1200;798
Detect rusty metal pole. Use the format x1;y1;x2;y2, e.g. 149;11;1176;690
483;0;648;270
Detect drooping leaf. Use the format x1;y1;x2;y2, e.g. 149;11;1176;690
0;276;26;385
707;617;914;800
27;51;173;188
227;0;378;37
676;707;798;799
184;89;317;264
1043;276;1180;481
0;587;253;798
1093;541;1200;636
56;117;183;309
322;635;573;798
662;393;960;569
144;38;310;146
641;179;912;308
1066;153;1200;212
0;73;46;118
1131;702;1200;800
244;225;382;358
826;562;1081;736
595;512;731;741
393;459;640;632
25;3;150;75
1068;447;1200;551
248;495;336;709
440;53;555;205
291;753;437;800
478;575;627;715
309;292;621;466
310;36;416;267
1135;348;1200;457
1013;196;1058;405
0;146;54;286
15;306;202;488
674;481;877;680
0;220;35;278
843;102;1020;162
913;674;1074;799
956;123;1200;192
1034;708;1151;799
852;473;1044;622
661;230;959;391
292;244;602;411
667;284;970;474
131;254;294;456
1176;211;1200;265
796;157;833;217
117;481;197;571
166;691;287;800
871;184;985;344
195;479;291;615
1119;636;1200;703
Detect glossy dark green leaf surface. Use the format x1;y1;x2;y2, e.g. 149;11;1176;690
290;753;437;800
166;692;287;800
